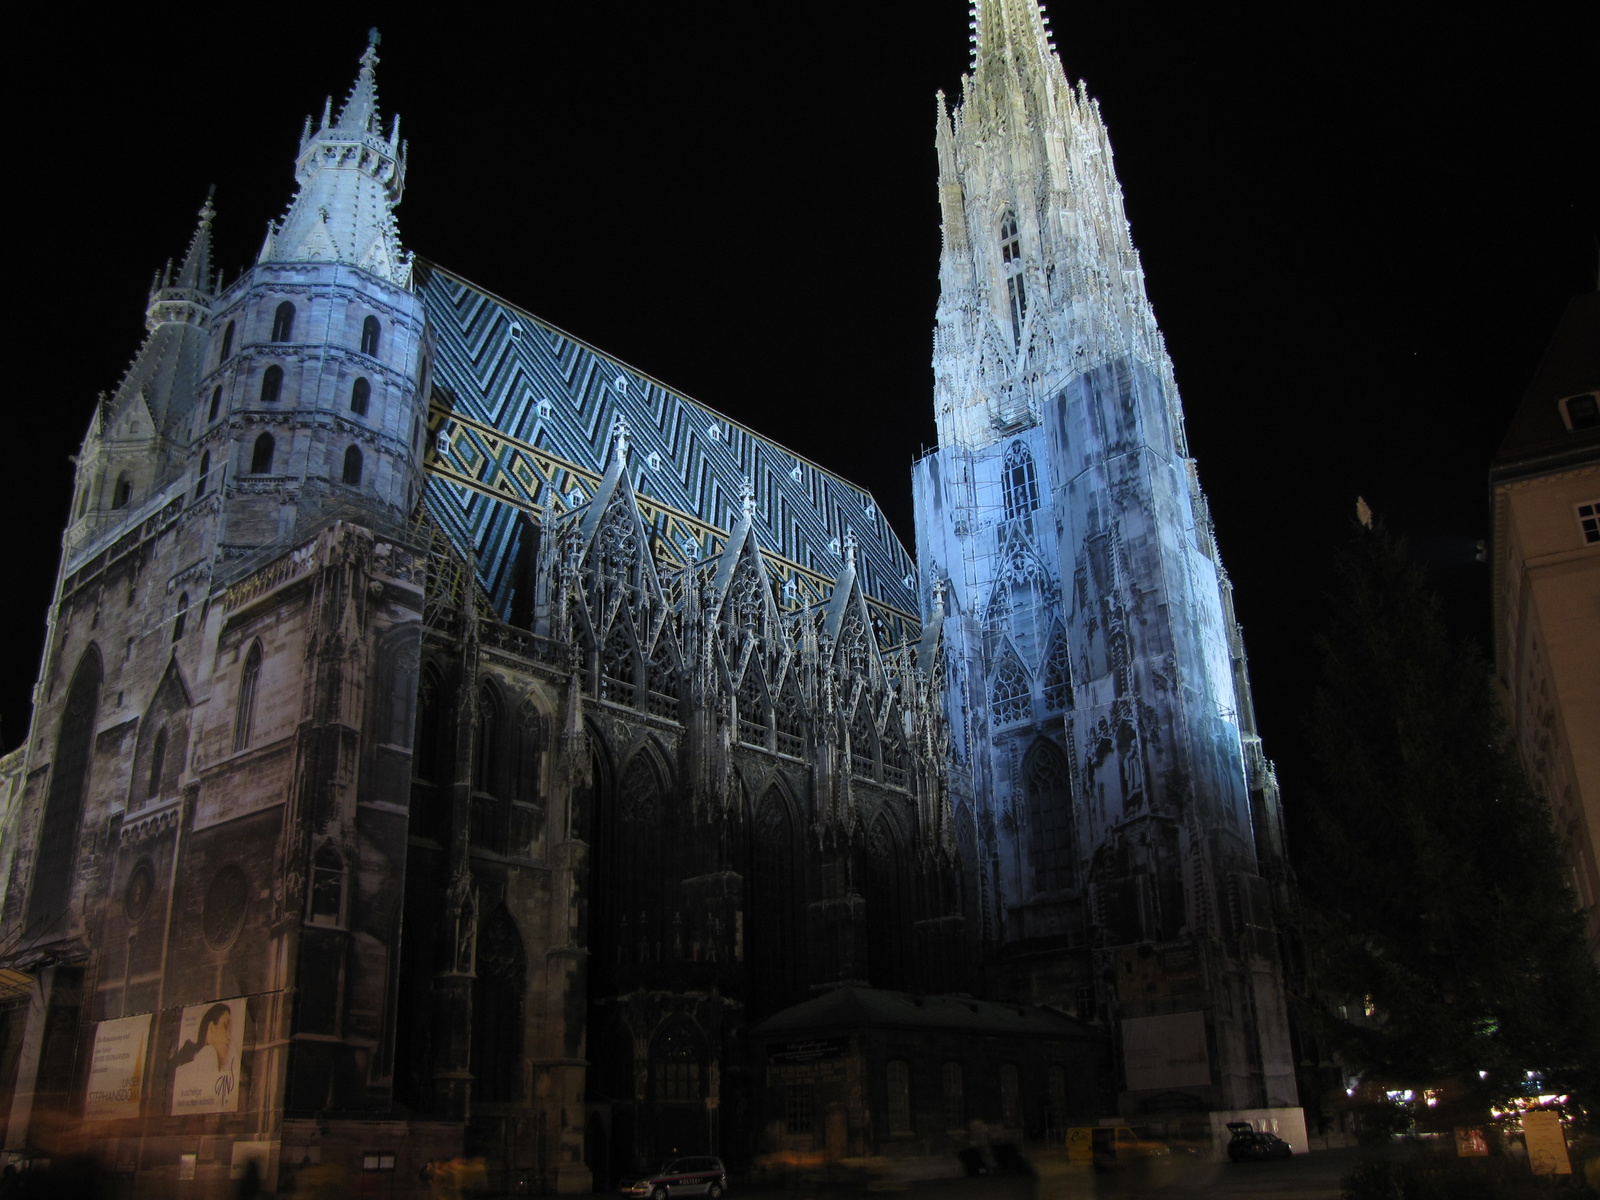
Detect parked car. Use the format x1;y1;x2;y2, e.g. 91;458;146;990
1225;1122;1293;1162
619;1156;728;1198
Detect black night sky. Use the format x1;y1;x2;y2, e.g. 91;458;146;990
6;3;1596;813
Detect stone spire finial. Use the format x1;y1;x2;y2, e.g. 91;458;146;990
610;416;631;464
174;187;216;291
337;28;383;133
843;527;857;568
740;476;757;519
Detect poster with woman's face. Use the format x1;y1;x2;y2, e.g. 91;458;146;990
170;997;245;1115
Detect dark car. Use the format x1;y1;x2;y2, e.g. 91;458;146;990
619;1156;728;1199
1225;1122;1292;1162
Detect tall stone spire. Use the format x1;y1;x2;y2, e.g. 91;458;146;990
259;29;410;285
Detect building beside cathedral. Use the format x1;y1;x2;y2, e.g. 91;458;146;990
0;4;1297;1195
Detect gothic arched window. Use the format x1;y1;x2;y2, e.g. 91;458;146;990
651;1020;705;1103
473;907;526;1102
271;301;295;343
172;592;189;643
219;320;235;361
146;727;167;799
736;666;767;747
360;315;381;357
866;816;907;989
194;452;210;501
112;474;133;510
1002;440;1039;521
342;445;363;486
350;377;370;416
774;676;805;757
1000;211;1026;345
600;623;639;707
28;647;102;930
233;642;262;752
208;386;222;422
747;788;801;1015
1042;627;1073;711
991;656;1031;727
473;686;500;795
250;433;275;475
309;843;344;925
1025;740;1075;894
260;364;283;404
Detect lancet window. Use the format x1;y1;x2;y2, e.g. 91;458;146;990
646;632;679;721
219;320;235;361
774;676;805;757
27;648;101;929
194;451;210;500
147;728;167;799
472;907;526;1103
342;445;363;486
208;386;222;422
1001;211;1026;345
260;365;283;404
990;656;1031;727
1042;627;1073;711
473;686;499;795
350;377;370;416
1002;440;1039;521
881;706;909;790
309;843;344;925
736;666;767;747
250;433;275;475
849;697;877;779
112;474;133;509
172;593;188;643
1025;740;1075;894
233;642;262;752
271;301;295;342
600;622;639;707
866;815;907;989
360;315;381;357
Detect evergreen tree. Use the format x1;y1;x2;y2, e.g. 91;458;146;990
1298;519;1600;1119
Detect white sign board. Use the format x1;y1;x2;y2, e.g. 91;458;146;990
1523;1110;1571;1175
170;997;246;1115
1122;1010;1210;1091
84;1014;151;1119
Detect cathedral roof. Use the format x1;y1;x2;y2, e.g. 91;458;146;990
414;260;921;641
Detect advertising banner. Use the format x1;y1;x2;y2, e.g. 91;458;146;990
84;1014;151;1119
170;997;246;1115
1121;1010;1211;1091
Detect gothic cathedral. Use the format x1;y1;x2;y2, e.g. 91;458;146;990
0;5;1295;1195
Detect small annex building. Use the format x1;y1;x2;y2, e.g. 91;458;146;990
747;987;1111;1173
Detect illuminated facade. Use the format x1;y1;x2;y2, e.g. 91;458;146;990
911;0;1297;1115
1490;291;1600;966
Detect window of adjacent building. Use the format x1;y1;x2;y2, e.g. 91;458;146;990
271;301;295;343
219;319;235;360
173;592;189;642
991;656;1031;726
1002;440;1039;520
785;1084;814;1134
194;452;210;501
887;1060;912;1134
351;377;370;416
208;386;222;422
1578;500;1600;546
260;364;283;404
147;727;167;799
309;843;344;925
942;1062;965;1128
251;433;275;475
361;315;381;357
342;445;363;486
1001;211;1026;346
233;642;262;752
112;473;133;509
1026;740;1076;894
1000;1063;1020;1126
1564;392;1599;430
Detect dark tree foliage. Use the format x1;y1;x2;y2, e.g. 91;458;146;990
1299;520;1600;1117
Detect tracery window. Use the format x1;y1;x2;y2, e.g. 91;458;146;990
342;445;363;486
473;686;499;794
309;843;343;925
990;656;1031;727
849;697;877;779
1025;740;1075;894
600;623;638;707
886;1060;912;1135
866;816;907;989
250;433;275;475
942;1062;965;1129
271;301;295;343
774;677;804;757
1042;628;1073;711
260;364;283;404
1002;440;1039;521
1001;211;1026;346
652;1021;704;1102
350;377;370;416
233;642;262;752
737;667;767;746
360;315;381;357
472;906;526;1102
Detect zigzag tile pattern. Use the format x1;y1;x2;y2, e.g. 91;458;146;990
414;261;920;640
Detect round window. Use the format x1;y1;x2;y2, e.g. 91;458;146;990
202;865;249;950
124;860;155;922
